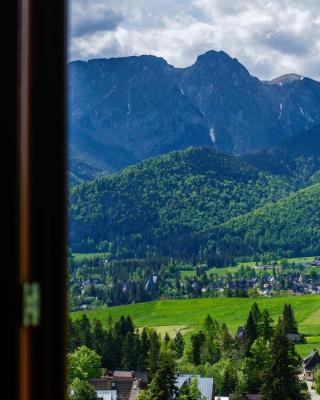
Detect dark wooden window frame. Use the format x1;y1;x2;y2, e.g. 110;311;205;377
7;0;67;398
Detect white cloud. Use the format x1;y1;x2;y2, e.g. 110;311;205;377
68;0;320;80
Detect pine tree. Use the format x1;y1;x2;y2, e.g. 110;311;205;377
282;303;298;334
173;331;185;358
92;319;106;357
78;314;93;348
102;330;116;370
260;318;305;400
147;351;178;400
139;328;150;371
121;331;137;371
107;314;113;329
189;331;206;365
68;318;81;353
258;308;274;341
148;330;161;379
125;316;135;334
243;311;258;355
251;302;262;324
220;323;234;354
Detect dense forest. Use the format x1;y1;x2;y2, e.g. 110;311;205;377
206;183;320;260
69;147;295;259
69;140;320;261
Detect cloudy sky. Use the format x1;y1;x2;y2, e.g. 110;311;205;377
68;0;320;81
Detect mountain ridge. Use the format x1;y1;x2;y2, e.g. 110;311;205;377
68;50;320;178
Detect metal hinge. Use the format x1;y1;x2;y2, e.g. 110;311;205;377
22;282;41;327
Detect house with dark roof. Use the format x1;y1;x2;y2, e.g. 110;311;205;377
89;371;148;400
302;349;320;381
145;276;157;292
286;333;305;343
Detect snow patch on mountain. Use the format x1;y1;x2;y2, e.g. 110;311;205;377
209;128;216;143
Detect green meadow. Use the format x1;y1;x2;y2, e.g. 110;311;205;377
71;252;106;262
71;295;320;357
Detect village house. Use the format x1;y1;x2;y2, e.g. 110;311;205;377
302;349;320;381
89;371;148;400
286;333;305;343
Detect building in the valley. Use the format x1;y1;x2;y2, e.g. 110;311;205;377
89;371;148;400
286;333;305;343
176;374;214;400
302;349;320;381
236;326;245;340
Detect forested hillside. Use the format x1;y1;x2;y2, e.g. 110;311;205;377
69;147;293;259
205;183;320;260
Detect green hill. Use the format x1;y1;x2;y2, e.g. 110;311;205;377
69;147;293;258
71;295;320;357
207;183;320;258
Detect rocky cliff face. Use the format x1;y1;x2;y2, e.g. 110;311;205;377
68;50;320;177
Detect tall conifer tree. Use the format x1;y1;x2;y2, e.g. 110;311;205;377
282;303;298;334
260;318;305;400
147;352;178;400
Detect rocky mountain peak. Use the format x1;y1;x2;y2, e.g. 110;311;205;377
68;50;320;178
268;73;304;86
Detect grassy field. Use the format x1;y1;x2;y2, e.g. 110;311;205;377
71;295;320;357
72;252;106;262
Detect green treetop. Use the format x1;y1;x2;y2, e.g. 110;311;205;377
145;351;179;400
68;378;98;400
68;346;104;384
179;377;206;400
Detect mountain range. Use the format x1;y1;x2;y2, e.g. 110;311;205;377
68;50;320;180
68;50;320;261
